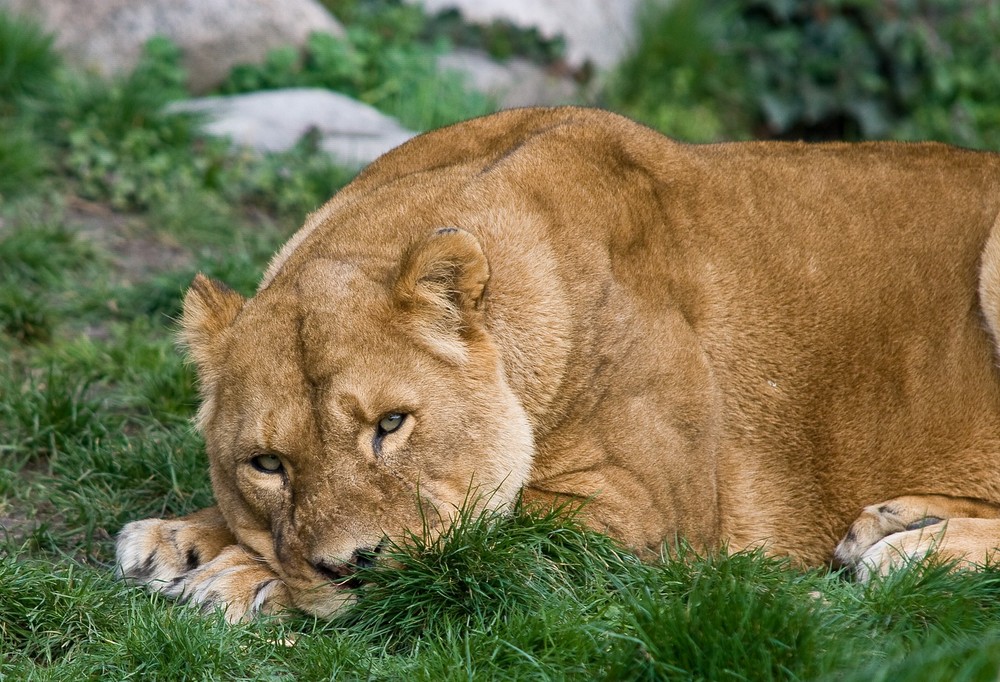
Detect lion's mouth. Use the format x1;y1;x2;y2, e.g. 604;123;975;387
311;540;385;590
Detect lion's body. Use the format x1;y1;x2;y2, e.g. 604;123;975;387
117;107;1000;620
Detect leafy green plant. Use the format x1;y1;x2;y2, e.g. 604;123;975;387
225;133;355;218
52;36;189;143
607;0;741;141
612;0;1000;147
421;8;566;65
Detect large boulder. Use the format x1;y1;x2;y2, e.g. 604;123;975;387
172;88;416;168
0;0;344;93
406;0;647;72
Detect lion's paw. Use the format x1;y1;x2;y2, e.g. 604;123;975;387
116;512;290;621
852;525;948;582
834;501;942;571
116;513;232;586
852;518;1000;582
158;545;291;622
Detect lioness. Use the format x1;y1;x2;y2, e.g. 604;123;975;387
117;107;1000;621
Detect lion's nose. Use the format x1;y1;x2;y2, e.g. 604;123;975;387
311;547;378;587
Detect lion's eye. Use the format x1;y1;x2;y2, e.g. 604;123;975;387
377;412;406;436
251;454;284;473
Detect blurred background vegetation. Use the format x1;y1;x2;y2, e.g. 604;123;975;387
3;0;999;216
612;0;1000;147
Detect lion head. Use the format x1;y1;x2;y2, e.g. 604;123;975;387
180;227;534;617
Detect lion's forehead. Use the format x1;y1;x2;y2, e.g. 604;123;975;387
219;297;441;423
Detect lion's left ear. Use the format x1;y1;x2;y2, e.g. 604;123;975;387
394;227;489;315
393;228;490;360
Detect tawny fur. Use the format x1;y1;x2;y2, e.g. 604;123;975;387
116;107;1000;620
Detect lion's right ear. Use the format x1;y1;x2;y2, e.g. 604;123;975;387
180;273;245;370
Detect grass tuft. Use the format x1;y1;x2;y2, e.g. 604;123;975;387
0;10;60;108
605;548;840;680
334;497;634;652
0;366;109;463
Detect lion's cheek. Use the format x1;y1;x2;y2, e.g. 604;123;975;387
418;394;534;511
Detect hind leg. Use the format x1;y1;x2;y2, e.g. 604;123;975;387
834;495;1000;580
836;215;1000;579
979;210;1000;351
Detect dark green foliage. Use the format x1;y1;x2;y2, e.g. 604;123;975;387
729;0;1000;144
612;0;1000;147
422;9;565;65
324;0;565;65
0;12;59;195
607;0;736;141
0;119;49;198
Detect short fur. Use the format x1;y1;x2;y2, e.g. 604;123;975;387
116;107;1000;621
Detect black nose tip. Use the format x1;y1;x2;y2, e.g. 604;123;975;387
312;547;379;587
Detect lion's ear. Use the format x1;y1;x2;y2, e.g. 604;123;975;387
395;227;489;315
393;228;490;361
180;273;245;370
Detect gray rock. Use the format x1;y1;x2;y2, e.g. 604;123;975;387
437;49;581;109
172;88;416;168
0;0;344;93
406;0;649;71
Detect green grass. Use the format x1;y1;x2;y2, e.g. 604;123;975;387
4;4;1000;679
8;511;1000;678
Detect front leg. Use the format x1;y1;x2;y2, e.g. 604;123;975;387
116;507;290;622
834;495;1000;579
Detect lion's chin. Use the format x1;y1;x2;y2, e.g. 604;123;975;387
289;582;359;619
